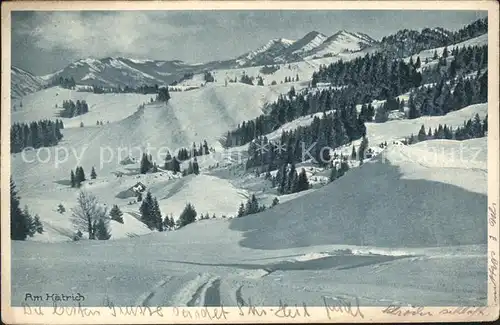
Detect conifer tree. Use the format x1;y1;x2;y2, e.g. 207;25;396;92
177;203;197;228
140;153;152;174
415;56;421;69
351;145;357;160
329;167;338;182
90;167;97;179
109;204;124;224
11;178;32;240
152;198;163;231
237;203;246;217
57;203;66;214
418;125;427;142
358;136;369;164
94;219;111;240
157;87;171;102
192;158;200;175
70;170;76;188
272;197;279;207
140;191;155;229
296;168;310;193
32;215;44;235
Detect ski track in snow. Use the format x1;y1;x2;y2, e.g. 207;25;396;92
134;278;171;307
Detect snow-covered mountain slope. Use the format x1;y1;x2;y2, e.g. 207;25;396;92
11;66;47;99
11;86;153;128
230;136;487;250
11;97;487;244
236;38;296;66
236;30;377;66
304;30;377;59
41;57;219;88
288;31;328;55
406;33;488;65
10;82;286;240
11;137;488;307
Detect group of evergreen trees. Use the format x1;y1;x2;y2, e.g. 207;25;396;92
423;44;487;84
273;165;310;195
260;65;280;75
204;71;215;82
162;141;211;175
109;205;124;224
87;84;160;95
237;194;267;217
312;52;422;100
379;18;487;59
156;87;171;102
11;119;64;153
139;192;164;231
240;74;254;85
182;157;200;176
225;85;369;148
408;113;487;144
245;107;366;172
163;151;181;174
177;203;197;228
10;178;44;240
51;76;76;89
408;71;487;119
70;166;87;187
140;153;159;174
329;158;350;183
58;99;89;118
283;74;299;83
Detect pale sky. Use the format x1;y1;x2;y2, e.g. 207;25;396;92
12;10;487;76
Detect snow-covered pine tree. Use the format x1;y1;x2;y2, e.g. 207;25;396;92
152;198;163;231
351;145;357;160
32;215;43;234
296;168;310;193
358;136;369;164
140;153;151;174
272;197;279;207
152;163;159;173
374;103;389;123
140;192;155;230
157;87;170;102
11;180;31;240
90;166;97;179
94;219;111;240
109;204;124;224
177;203;197;228
418;125;427;142
329;167;338;182
57;203;66;214
286;164;298;194
192;158;200;175
237;203;246;217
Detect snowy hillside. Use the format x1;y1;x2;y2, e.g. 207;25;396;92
8;15;490;311
11;134;488;307
11;66;47;99
304;30;377;59
236;29;377;66
230;137;487;249
11;86;153;128
236;38;296;66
